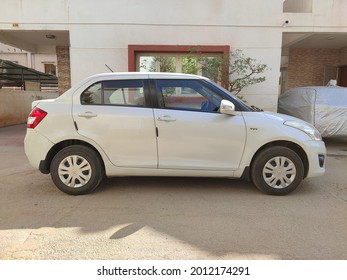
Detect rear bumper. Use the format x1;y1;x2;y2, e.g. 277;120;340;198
24;129;54;171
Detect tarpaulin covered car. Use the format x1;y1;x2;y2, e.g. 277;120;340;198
278;86;347;137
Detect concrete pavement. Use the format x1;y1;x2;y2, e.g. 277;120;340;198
0;124;346;259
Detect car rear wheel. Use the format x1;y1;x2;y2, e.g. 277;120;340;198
50;145;104;195
251;146;304;195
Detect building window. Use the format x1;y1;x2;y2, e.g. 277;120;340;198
128;45;230;81
137;53;221;77
44;63;56;75
283;0;312;13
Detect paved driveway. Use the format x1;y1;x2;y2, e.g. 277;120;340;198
0;124;346;259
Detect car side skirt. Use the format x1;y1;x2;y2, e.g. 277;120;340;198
104;162;236;178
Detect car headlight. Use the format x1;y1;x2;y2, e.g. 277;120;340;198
284;120;322;141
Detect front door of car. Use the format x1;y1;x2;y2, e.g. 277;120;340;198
152;79;247;171
72;78;157;168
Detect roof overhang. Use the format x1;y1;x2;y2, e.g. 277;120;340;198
0;30;69;53
282;32;347;56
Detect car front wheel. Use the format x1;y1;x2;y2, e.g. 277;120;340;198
50;145;104;195
251;146;304;195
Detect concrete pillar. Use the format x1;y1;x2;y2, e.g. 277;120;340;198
56;46;71;95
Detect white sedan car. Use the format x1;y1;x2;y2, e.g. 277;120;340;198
24;73;326;195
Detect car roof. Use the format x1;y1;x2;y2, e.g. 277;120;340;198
86;72;209;80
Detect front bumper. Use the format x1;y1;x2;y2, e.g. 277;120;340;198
304;140;326;178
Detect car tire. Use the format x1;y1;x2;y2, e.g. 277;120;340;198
251;146;304;195
50;145;104;195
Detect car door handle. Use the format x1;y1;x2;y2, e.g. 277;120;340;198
78;111;98;118
157;115;176;122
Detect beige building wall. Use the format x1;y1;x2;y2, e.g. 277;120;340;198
1;0;347;110
0;90;59;127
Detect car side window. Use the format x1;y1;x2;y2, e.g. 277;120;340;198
81;82;103;105
155;79;222;112
81;80;145;107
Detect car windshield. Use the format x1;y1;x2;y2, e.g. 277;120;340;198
207;80;261;112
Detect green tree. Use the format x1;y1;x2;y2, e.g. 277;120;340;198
195;49;269;96
182;56;199;75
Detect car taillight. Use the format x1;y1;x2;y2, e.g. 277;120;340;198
27;107;47;129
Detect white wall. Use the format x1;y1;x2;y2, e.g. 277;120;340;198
0;90;59;127
1;0;347;110
67;0;284;110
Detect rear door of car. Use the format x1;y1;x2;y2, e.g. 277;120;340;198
72;75;158;168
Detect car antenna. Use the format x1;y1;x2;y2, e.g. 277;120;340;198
105;64;114;72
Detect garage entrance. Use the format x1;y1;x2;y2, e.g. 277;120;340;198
0;30;70;94
338;65;347;87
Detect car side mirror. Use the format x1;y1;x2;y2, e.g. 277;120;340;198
220;100;236;115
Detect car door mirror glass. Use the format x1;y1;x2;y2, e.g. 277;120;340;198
220;99;236;115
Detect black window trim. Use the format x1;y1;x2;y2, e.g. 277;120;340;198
203;79;252;112
150;78;252;113
80;79;152;108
